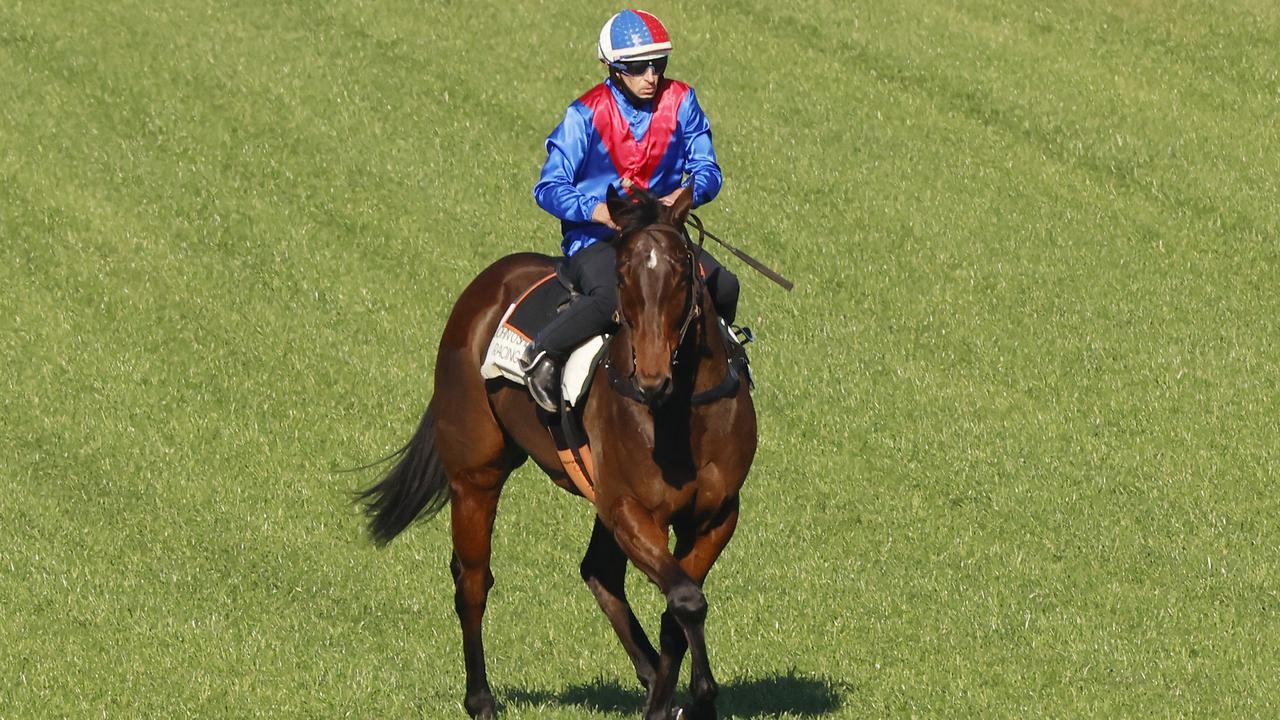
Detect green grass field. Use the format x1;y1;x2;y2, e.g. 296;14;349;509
4;1;1279;717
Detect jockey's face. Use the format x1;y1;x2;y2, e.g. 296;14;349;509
617;65;661;101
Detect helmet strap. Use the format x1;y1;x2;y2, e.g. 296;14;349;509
607;69;650;107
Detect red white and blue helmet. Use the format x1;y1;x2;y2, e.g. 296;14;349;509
597;9;673;64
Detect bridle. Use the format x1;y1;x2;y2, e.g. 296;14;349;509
605;222;704;403
666;223;705;358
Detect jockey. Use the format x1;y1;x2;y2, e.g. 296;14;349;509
523;8;740;412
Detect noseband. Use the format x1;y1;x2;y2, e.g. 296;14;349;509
605;223;704;404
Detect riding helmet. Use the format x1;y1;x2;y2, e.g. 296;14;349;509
597;9;672;64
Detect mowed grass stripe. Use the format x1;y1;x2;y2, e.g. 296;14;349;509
4;1;1279;717
712;3;1278;714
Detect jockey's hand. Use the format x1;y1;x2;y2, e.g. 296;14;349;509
658;188;685;207
592;202;619;230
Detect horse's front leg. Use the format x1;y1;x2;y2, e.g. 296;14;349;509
581;516;660;690
670;499;740;720
608;496;731;720
450;478;503;719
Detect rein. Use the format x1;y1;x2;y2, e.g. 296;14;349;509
670;223;704;352
687;213;794;292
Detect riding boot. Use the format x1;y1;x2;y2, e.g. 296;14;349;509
521;345;563;412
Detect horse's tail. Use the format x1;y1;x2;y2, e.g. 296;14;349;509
356;403;450;545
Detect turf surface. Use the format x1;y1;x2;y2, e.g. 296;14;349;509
4;1;1279;717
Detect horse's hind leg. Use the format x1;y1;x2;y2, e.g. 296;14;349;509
438;404;524;719
581;517;660;691
449;474;505;719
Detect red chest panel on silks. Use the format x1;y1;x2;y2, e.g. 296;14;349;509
578;79;689;190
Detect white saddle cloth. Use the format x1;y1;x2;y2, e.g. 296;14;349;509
480;302;608;408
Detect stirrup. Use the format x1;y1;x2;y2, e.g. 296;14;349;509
724;322;755;390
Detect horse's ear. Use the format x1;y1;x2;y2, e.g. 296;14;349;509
606;183;631;223
666;186;694;226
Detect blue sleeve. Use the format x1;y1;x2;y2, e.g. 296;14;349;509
533;105;600;223
678;88;722;207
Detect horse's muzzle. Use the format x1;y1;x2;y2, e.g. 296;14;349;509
634;374;673;408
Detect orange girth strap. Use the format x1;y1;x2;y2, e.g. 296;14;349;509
557;444;596;503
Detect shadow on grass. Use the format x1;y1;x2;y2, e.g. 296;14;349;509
503;670;847;717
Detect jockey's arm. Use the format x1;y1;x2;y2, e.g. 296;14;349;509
678;88;723;208
534;108;609;225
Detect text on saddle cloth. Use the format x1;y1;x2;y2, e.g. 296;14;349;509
479;272;608;409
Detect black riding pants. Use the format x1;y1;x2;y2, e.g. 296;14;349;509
534;240;740;356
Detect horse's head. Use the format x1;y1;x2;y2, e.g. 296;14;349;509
607;184;699;407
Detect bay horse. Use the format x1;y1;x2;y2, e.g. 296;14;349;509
358;185;756;720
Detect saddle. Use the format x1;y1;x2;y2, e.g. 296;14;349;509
479;271;609;408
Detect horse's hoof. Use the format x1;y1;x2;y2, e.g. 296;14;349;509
675;704;715;720
464;692;496;719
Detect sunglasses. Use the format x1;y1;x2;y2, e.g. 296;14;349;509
610;56;668;76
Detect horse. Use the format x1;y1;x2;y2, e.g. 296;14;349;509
358;185;757;720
